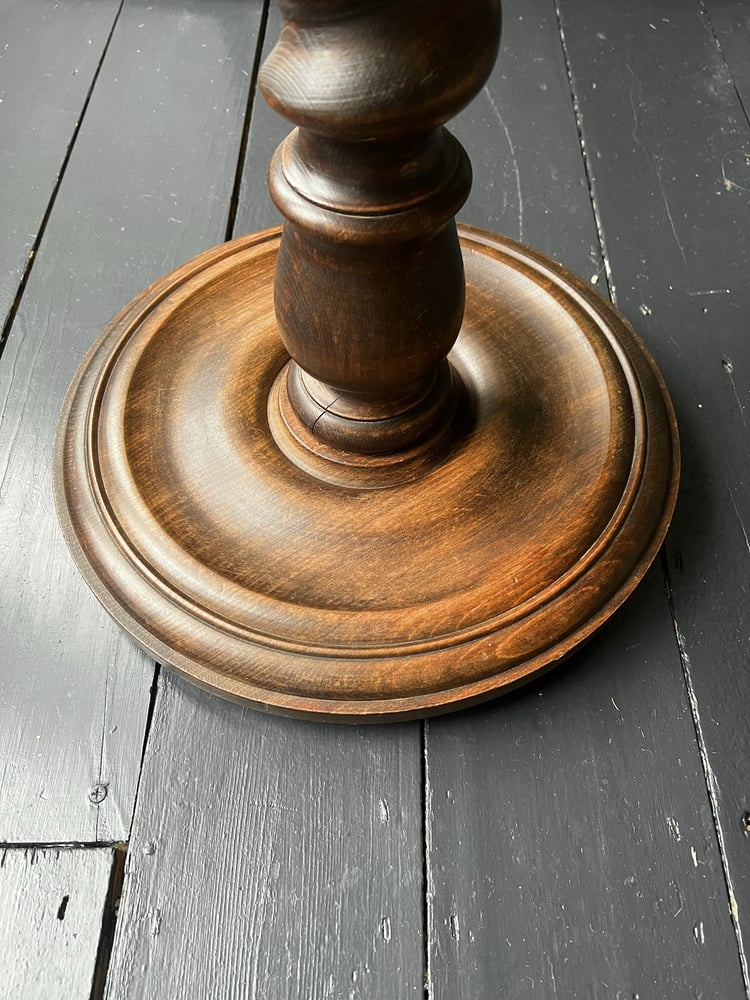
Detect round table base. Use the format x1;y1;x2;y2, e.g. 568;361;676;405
53;225;679;722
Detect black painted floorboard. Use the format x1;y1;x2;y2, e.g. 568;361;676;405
557;0;750;984
427;2;745;996
1;0;748;996
105;675;424;999
1;846;115;1000
0;0;122;337
0;0;266;842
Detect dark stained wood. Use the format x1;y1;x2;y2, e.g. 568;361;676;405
0;846;115;1000
54;220;678;719
426;1;745;995
54;0;677;720
238;0;608;327
0;0;121;334
262;1;498;459
0;0;267;842
103;674;424;999
556;0;750;970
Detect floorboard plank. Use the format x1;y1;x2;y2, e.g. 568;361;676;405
0;846;114;1000
104;675;423;1000
0;0;266;843
558;0;750;978
425;2;746;996
0;0;121;337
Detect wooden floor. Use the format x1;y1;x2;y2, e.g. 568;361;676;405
2;0;749;996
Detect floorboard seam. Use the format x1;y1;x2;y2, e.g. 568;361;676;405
421;721;432;999
554;5;750;989
662;552;750;997
699;0;750;132
0;0;125;363
552;0;615;301
225;0;271;242
89;842;128;1000
125;662;162;841
0;841;127;851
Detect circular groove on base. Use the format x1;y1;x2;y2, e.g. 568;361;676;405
53;225;679;721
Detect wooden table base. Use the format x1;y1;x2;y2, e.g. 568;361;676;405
53;224;678;722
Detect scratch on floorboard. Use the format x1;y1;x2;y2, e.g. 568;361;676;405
625;60;687;263
722;357;748;429
625;61;649;161
665;556;750;993
725;479;750;555
652;154;687;263
483;85;524;242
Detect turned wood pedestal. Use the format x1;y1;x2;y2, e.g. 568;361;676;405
53;0;679;721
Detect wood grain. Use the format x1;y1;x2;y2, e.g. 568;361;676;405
0;0;266;842
103;674;424;999
260;1;498;460
426;1;745;995
0;846;114;1000
0;0;121;334
557;0;750;972
54;218;676;720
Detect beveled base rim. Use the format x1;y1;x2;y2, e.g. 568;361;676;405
53;225;679;722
